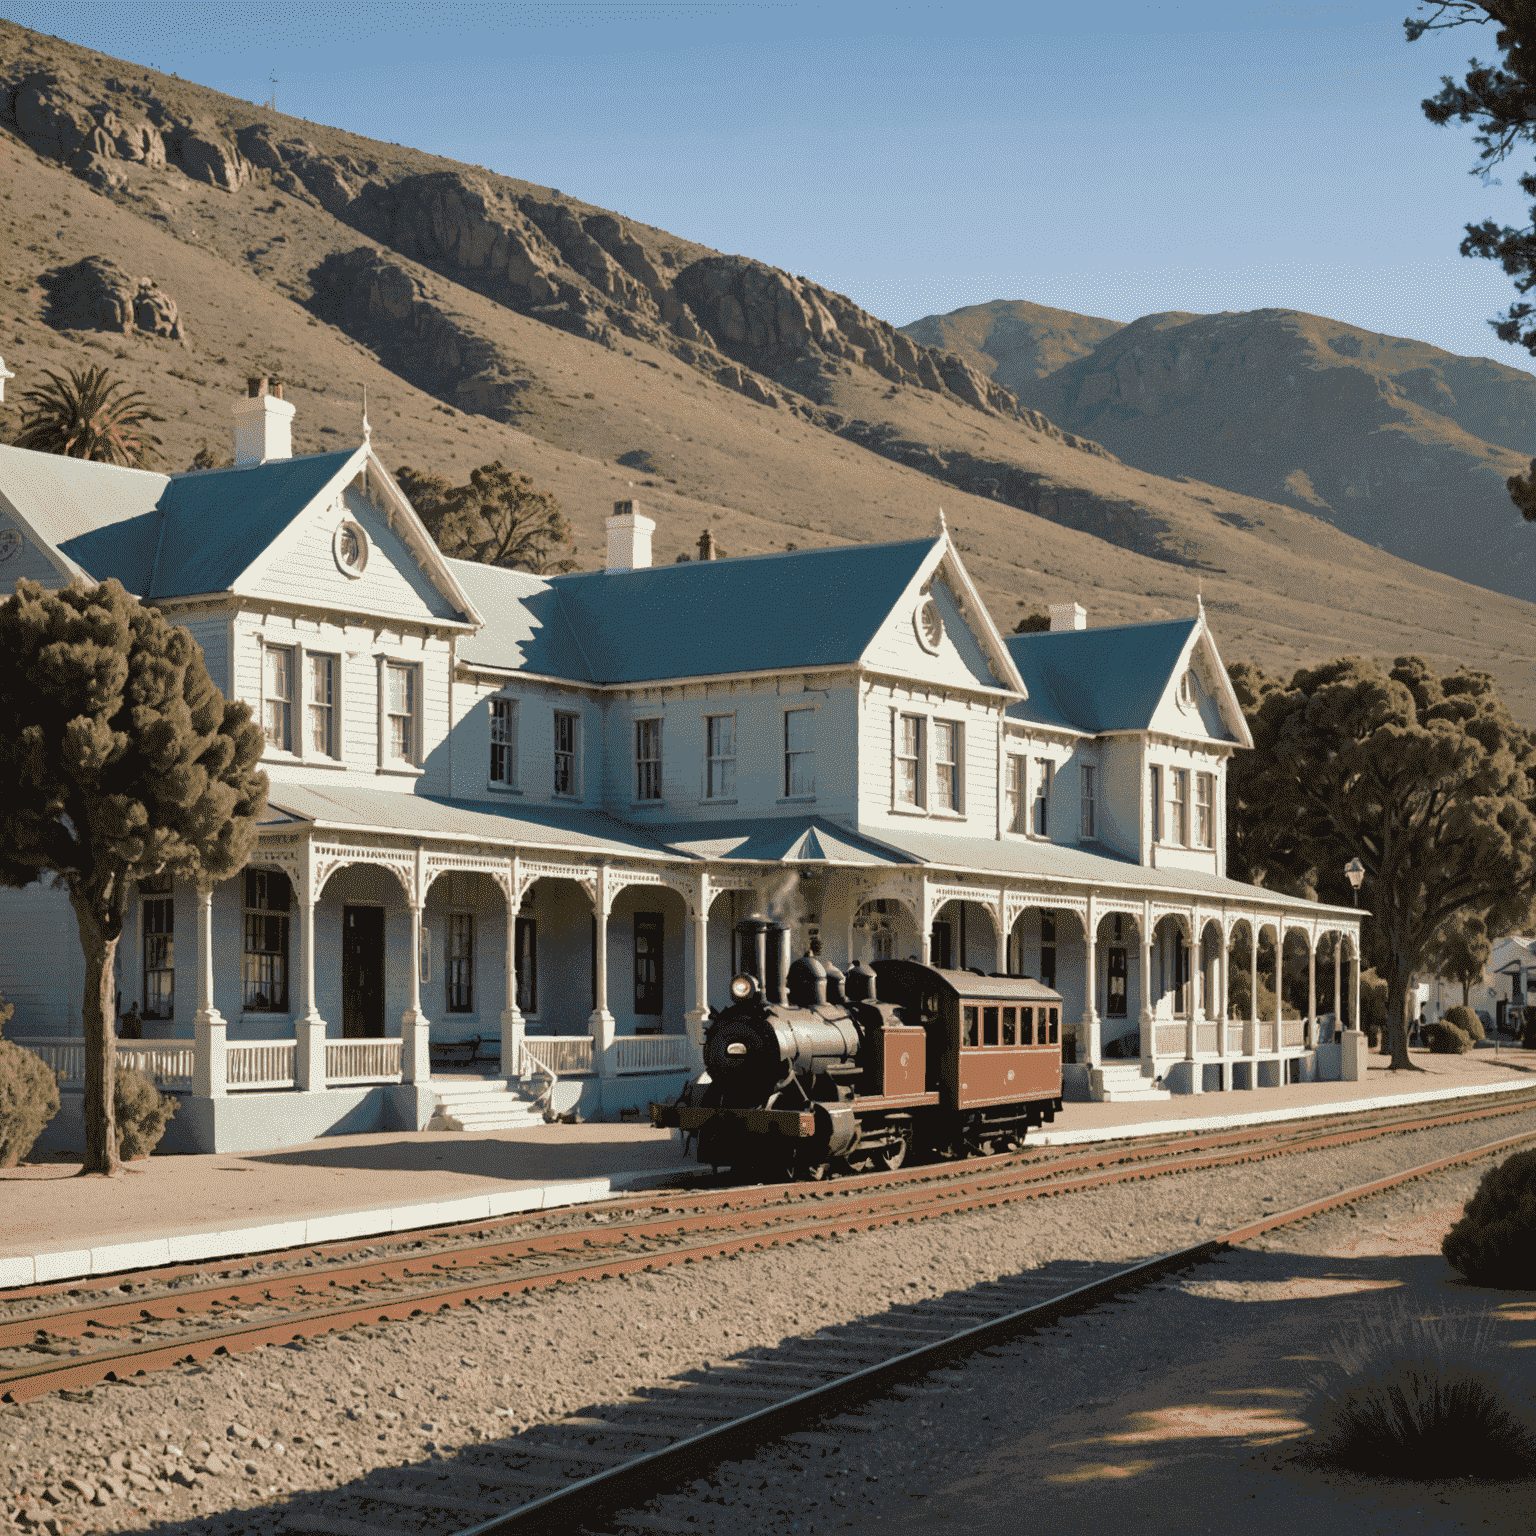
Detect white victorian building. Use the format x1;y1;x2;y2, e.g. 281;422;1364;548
0;380;1365;1152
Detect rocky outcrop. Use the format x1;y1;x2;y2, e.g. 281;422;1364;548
308;247;538;421
672;256;1018;413
42;256;185;342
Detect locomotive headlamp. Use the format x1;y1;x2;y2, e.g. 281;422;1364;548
730;973;756;1000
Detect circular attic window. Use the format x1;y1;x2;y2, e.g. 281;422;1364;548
332;519;369;579
914;596;944;654
1177;668;1198;711
0;529;21;565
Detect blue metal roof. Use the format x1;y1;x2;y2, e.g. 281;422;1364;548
548;539;937;684
1005;618;1198;733
147;451;357;598
449;559;596;681
46;450;358;598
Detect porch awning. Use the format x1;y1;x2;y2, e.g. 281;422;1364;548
654;815;918;867
261;784;688;861
863;824;1362;918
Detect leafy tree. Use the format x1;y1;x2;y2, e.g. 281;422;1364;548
395;461;578;573
1425;908;1494;1007
1406;3;1536;522
1225;653;1536;1070
12;365;163;467
0;580;267;1175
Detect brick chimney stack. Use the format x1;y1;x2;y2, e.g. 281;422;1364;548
233;375;295;466
1049;601;1087;632
606;500;655;572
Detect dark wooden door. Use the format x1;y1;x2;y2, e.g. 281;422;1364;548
342;905;385;1039
634;912;663;1016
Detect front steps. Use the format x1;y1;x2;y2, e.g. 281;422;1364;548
1089;1061;1173;1103
427;1076;549;1132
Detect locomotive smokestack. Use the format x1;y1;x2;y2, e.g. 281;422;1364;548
736;915;769;988
767;920;790;1005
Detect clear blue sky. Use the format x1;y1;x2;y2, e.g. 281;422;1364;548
16;1;1536;370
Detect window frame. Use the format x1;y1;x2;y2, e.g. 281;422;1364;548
377;658;421;771
553;709;581;798
306;651;338;760
895;713;925;808
262;642;295;753
783;707;815;800
1080;762;1096;841
634;717;663;802
515;915;538;1015
1167;766;1189;847
1149;764;1162;844
241;869;291;1014
1195;770;1214;848
444;911;474;1014
934;720;962;813
1032;758;1053;837
1006;753;1026;833
140;882;174;1021
704;713;736;801
489;697;518;789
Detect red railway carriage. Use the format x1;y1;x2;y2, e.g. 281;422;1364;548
651;918;1063;1178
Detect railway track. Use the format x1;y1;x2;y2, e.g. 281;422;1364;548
4;1086;1534;1417
250;1120;1536;1536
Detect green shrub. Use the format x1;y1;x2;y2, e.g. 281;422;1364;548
1444;1005;1485;1042
0;1037;61;1167
1303;1300;1536;1478
1424;1020;1474;1055
114;1065;175;1160
1442;1149;1536;1289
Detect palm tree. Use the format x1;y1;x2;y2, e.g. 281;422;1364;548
13;365;163;467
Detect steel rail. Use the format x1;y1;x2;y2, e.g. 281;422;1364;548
6;1097;1535;1408
7;1081;1533;1337
438;1124;1536;1536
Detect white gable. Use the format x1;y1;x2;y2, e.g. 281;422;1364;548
858;542;1023;696
0;499;80;591
1147;622;1251;745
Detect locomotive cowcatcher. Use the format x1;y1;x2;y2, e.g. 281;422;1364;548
650;915;1064;1178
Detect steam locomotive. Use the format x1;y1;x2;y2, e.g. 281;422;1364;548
651;916;1064;1178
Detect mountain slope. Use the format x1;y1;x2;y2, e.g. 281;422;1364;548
1;19;1534;724
907;300;1536;603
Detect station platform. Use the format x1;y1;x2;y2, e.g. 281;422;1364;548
2;1046;1532;1292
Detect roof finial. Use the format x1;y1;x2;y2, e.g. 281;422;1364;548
361;384;370;444
1196;578;1204;620
935;506;947;539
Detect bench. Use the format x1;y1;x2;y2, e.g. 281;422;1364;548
430;1035;501;1069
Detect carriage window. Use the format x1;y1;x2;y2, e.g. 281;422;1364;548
1020;1005;1034;1045
1002;1006;1016;1046
1047;1006;1060;1044
983;1007;999;1046
962;1005;979;1047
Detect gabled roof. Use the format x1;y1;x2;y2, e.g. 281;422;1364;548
546;538;942;685
0;441;482;624
656;815;917;867
1006;618;1200;733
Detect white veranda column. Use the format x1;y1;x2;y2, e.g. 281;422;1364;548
1217;927;1230;1071
684;875;710;1076
295;892;326;1092
1138;922;1154;1066
1273;931;1284;1056
401;864;431;1084
1307;936;1318;1048
590;869;617;1077
1246;923;1260;1057
192;880;227;1099
1333;936;1342;1040
501;888;525;1084
1082;912;1100;1068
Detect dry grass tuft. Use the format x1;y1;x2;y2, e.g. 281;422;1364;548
1302;1301;1536;1480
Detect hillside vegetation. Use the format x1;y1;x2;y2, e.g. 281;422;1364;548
2;19;1534;722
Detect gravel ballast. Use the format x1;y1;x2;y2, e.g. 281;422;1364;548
4;1107;1535;1535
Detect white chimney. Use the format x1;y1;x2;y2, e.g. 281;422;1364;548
606;500;655;572
1049;601;1087;632
232;376;295;466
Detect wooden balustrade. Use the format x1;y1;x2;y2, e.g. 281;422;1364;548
522;1036;594;1076
225;1042;296;1090
613;1035;689;1075
326;1040;403;1085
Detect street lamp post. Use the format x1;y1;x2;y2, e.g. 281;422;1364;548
1344;857;1365;907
